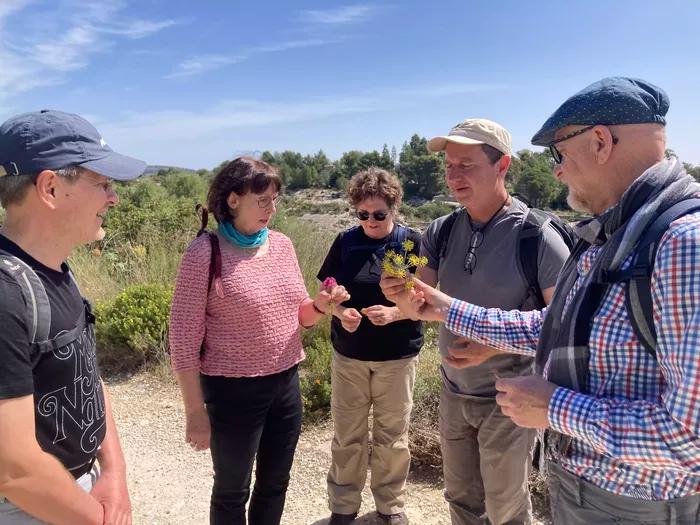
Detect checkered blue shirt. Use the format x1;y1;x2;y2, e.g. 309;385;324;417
445;212;700;500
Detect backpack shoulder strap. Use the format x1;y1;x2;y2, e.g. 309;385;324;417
207;232;223;299
194;204;224;298
517;208;550;309
0;253;51;346
437;207;463;260
624;198;700;359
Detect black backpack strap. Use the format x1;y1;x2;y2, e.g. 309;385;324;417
437;207;463;260
622;198;700;359
517;209;550;310
0;254;51;347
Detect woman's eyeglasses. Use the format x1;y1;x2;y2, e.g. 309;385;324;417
464;230;484;274
356;210;388;222
257;194;281;208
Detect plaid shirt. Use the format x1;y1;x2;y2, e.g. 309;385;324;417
445;212;700;500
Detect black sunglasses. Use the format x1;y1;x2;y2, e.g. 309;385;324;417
548;125;618;164
356;209;388;221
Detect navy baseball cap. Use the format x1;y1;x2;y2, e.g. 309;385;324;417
531;77;669;146
0;109;146;180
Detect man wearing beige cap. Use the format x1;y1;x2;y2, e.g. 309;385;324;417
417;119;570;525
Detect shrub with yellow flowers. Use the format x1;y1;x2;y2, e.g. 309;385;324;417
382;239;428;288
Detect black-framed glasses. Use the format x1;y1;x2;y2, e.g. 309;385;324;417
464;230;484;274
257;194;281;208
356;209;388;221
548;125;619;164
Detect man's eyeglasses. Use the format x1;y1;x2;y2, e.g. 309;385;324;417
464;230;484;274
356;209;388;222
548;125;618;164
257;194;281;208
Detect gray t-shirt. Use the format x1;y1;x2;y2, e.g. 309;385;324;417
421;198;570;398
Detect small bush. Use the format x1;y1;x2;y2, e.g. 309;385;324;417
411;201;455;221
299;337;334;421
95;283;173;370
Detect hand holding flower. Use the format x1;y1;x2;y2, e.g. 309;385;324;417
381;240;428;290
314;279;350;314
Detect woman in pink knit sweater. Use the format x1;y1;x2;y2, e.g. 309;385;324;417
169;157;348;525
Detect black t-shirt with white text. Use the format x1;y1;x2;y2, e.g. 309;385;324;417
0;234;105;472
317;225;423;361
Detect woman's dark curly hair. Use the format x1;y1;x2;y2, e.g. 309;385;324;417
346;167;403;211
207;156;282;223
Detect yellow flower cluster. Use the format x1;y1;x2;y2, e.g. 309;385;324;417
381;239;428;288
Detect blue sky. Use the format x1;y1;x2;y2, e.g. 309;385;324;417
1;0;699;169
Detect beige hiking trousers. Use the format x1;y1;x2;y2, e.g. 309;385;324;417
327;351;418;515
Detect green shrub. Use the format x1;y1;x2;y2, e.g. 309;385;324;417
95;283;173;370
412;201;455;221
299;337;334;421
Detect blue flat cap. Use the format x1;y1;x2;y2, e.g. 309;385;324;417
0;110;146;180
531;77;669;146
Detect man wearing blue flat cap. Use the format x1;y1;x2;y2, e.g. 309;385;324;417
0;110;146;524
380;77;700;523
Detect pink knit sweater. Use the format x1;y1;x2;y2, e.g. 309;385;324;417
169;230;308;377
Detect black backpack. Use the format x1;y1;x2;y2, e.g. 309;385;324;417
435;205;577;309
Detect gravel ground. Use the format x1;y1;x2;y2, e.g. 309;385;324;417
107;373;546;525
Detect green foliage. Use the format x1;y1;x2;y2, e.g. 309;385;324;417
299;337;333;420
401;200;454;221
106;178;200;243
95;283;173;370
332;149;395;188
511;150;565;209
398;134;445;199
262;150;332;189
684;162;700;182
157;171;208;201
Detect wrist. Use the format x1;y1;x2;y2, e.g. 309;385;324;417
312;300;329;315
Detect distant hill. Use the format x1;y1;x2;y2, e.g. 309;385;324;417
143;165;197;176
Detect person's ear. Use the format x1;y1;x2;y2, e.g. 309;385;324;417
590;125;615;164
34;170;59;209
497;154;512;178
226;192;239;210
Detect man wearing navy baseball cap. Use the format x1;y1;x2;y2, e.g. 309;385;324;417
0;110;145;524
381;77;700;523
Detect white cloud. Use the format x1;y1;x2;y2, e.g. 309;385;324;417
300;5;377;25
93;81;507;166
0;0;179;98
167;54;246;79
168;38;339;79
0;0;33;19
102;19;180;39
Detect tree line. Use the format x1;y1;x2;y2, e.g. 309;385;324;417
168;137;700;212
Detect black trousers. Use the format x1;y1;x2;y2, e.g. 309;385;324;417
201;365;302;525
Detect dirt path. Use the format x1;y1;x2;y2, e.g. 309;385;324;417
108;373;547;524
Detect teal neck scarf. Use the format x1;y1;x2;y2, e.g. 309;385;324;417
218;221;269;249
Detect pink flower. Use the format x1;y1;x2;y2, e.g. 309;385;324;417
322;277;338;292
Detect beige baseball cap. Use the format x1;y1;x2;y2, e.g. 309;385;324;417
427;118;512;155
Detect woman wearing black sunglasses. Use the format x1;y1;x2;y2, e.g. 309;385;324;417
317;168;423;525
